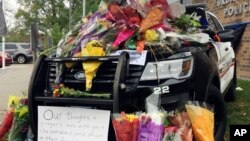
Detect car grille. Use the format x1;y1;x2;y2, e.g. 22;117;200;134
45;48;174;95
46;61;144;94
46;62;57;92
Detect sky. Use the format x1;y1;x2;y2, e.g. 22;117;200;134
2;0;18;28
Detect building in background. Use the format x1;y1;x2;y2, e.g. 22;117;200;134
192;0;250;79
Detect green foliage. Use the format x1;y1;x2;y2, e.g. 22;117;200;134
5;28;29;42
173;14;201;32
86;0;102;14
225;79;250;141
13;0;85;45
9;0;112;45
51;23;63;46
53;84;111;98
173;14;191;30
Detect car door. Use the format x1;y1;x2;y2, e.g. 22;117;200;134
212;42;235;93
206;12;236;93
5;44;18;57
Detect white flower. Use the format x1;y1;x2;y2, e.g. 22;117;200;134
189;12;202;21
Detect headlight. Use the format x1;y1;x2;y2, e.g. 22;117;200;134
140;57;194;81
4;54;8;58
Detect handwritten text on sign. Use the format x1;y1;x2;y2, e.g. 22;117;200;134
38;106;111;141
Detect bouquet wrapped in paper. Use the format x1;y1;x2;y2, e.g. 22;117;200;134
137;113;165;141
81;40;106;91
163;111;193;141
0;108;14;140
0;96;21;140
185;102;214;141
139;7;165;33
162;126;180;141
8;98;29;141
112;112;140;141
146;0;173;19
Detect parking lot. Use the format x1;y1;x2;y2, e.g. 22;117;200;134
0;63;33;120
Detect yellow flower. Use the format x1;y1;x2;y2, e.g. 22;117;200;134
19;106;28;118
126;114;138;122
145;29;159;42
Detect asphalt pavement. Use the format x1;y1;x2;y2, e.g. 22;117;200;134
0;63;33;120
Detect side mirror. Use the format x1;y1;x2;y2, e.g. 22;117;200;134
217;29;235;42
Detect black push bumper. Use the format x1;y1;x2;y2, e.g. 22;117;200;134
28;52;194;140
28;53;130;139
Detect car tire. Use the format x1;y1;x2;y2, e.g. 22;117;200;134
205;85;227;141
16;55;27;64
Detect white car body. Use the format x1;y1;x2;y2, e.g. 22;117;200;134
213;42;235;93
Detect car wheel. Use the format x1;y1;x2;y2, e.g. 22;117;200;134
205;85;227;141
16;55;27;64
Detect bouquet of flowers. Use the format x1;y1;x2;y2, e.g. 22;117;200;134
112;101;215;141
185;102;214;141
112;112;140;141
47;0;208;92
52;83;111;98
0;96;20;140
137;113;165;141
163;111;193;141
162;101;215;141
0;108;14;140
8;98;29;141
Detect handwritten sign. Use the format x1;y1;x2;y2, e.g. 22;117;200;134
110;50;147;66
38;106;111;141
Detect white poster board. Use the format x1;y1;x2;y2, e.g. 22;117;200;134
38;106;111;141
